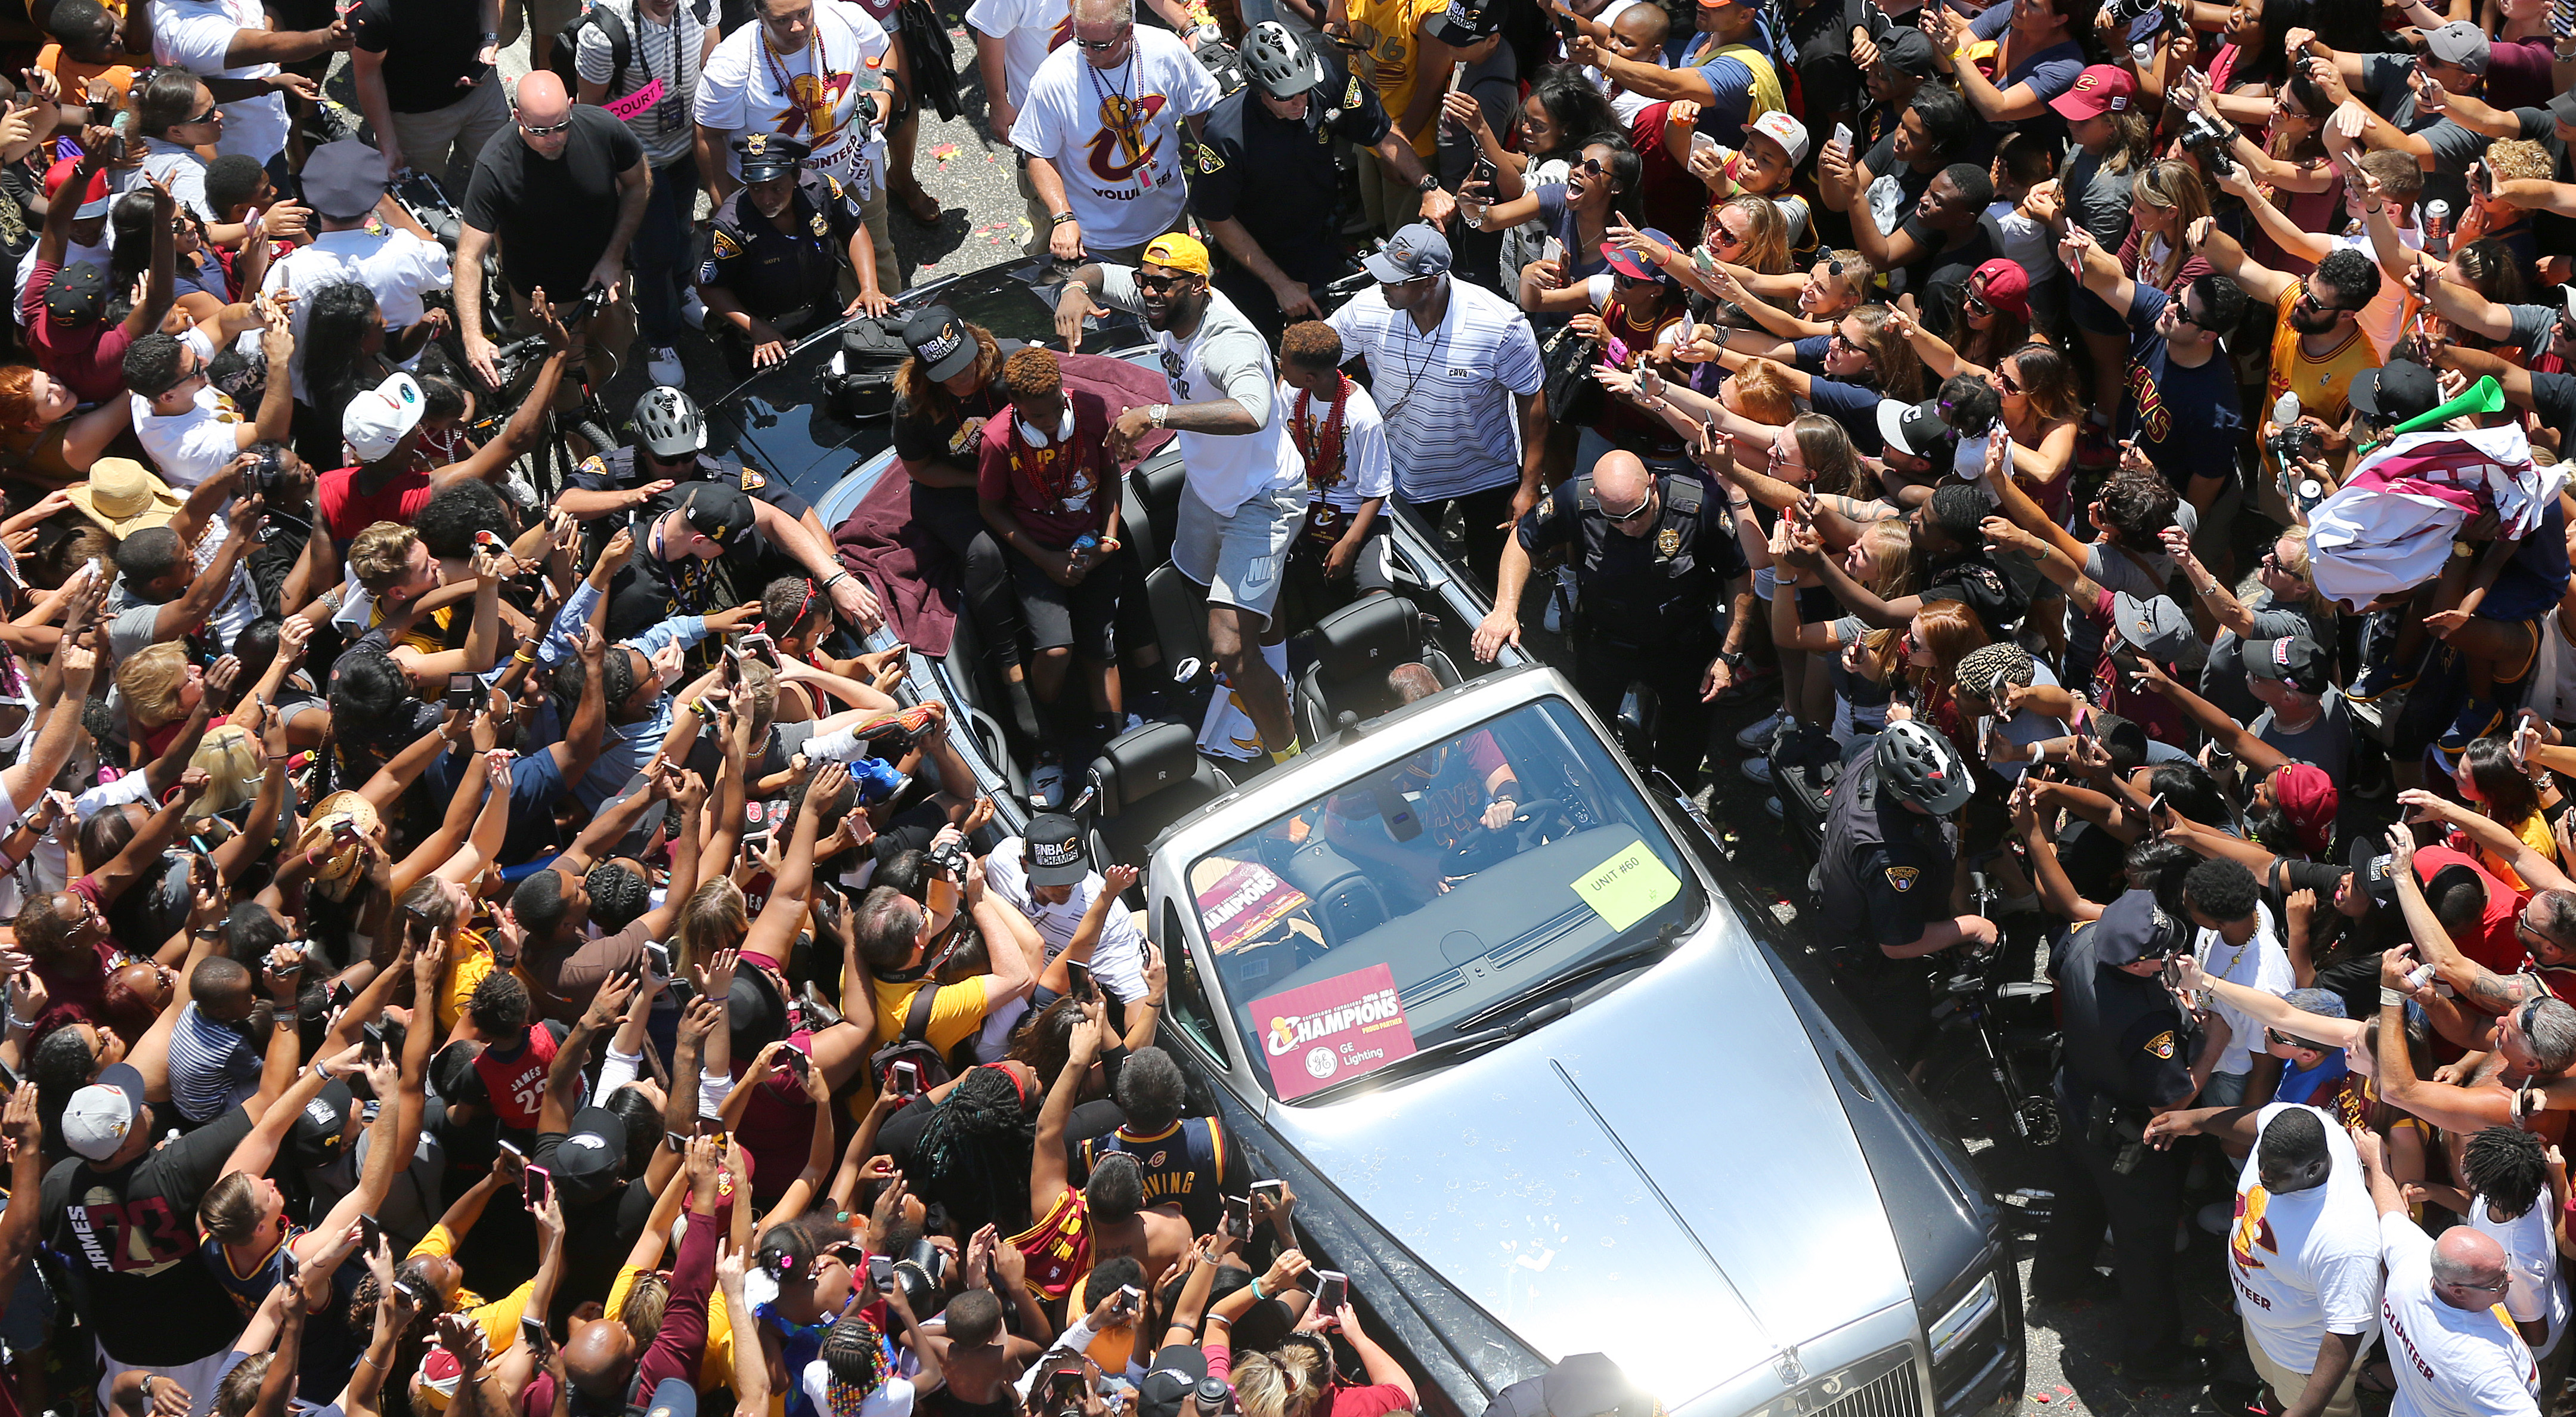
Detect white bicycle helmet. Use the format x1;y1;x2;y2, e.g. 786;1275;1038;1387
1874;719;1974;816
1241;21;1324;100
633;385;708;459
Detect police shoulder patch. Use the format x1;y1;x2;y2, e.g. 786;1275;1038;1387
2145;1029;2176;1059
1343;76;1362;109
710;228;742;259
1885;865;1919;892
578;456;606;479
1196;142;1225;174
741;466;767;490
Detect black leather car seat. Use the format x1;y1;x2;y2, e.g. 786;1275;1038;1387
1291;596;1457;747
1085;720;1233;867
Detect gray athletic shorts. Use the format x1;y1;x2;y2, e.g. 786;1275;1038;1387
1174;480;1300;621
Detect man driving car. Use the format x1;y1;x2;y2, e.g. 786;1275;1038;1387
1319;663;1521;905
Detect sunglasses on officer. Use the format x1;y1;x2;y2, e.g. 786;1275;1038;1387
1600;486;1656;523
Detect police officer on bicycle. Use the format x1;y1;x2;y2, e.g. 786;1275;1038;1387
1472;450;1741;788
1813;720;1994;1057
2031;887;2207;1384
556;386;822;549
697;134;892;376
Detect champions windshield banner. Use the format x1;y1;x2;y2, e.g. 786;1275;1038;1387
1251;964;1418;1101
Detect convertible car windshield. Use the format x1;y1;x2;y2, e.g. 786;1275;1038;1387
1188;697;1704;1102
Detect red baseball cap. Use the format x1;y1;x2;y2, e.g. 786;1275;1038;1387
42;158;110;220
2049;65;2137;122
2270;764;2337;857
1968;259;2030;321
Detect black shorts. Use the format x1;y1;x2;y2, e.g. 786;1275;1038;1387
1010;549;1125;661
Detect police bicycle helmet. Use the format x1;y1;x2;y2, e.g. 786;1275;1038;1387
633;386;708;459
1241;21;1324;99
1874;719;1974;816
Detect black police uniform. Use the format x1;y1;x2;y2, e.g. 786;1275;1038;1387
698;154;865;372
1187;56;1392;341
602;492;796;651
1512;470;1742;787
2035;888;2200;1368
566;446;815;552
1815;758;1957;1061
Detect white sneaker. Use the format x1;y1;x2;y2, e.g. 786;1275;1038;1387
646;345;685;388
680;289;707;331
503;468;541;511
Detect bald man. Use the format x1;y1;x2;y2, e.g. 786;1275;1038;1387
561;1136;725;1409
457;71;652;394
2353;1123;2543;1417
1475;450;1744;790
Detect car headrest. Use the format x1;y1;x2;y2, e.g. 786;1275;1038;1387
1311;595;1419;684
1088;720;1203;816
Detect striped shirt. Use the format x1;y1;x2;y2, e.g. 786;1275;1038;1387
169;1002;265;1124
1327;279;1544;503
577;0;707;169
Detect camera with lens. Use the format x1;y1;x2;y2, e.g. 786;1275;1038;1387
245;448;283;496
2264;419;2319;465
2178;110;2237;174
927;837;972;878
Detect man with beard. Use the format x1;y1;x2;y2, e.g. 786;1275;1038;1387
695;134;891;377
1051;233;1308;762
2191;240;2383;485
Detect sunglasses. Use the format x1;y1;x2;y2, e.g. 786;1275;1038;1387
515;112;575;136
1134;271;1193;293
179;104;221;126
1962;289;1992;317
1995;366;2021;395
2294;290;2351;317
1602;491;1655;522
1072;29;1127;48
1571;156;1608;178
1829;330;1860;352
2264;1027;2326;1051
1713;225;1748;247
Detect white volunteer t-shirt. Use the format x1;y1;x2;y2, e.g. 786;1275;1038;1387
2472;1192;2571;1360
1283;378;1394;516
2227;1103;2383;1373
1009;27;1220;251
982;836;1150;1003
2378;1209;2542;1417
1096;267;1299;513
964;0;1068;110
696;2;893;198
150;0;291;163
2197;902;2292;1077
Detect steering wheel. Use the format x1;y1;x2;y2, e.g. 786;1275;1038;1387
1444;797;1571;876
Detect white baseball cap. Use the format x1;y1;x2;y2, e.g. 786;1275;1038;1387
342;372;426;464
1749;111;1810;166
63;1063;147;1162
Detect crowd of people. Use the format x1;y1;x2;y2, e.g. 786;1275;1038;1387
0;0;2571;1406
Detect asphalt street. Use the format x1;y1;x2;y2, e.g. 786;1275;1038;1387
370;26;2281;1416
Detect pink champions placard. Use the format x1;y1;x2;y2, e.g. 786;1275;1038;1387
1249;964;1417;1101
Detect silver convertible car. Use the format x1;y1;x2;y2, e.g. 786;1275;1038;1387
715;262;2024;1417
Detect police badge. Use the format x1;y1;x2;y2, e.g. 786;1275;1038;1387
1655;527;1680;557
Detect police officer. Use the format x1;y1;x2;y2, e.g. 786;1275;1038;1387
1472;451;1741;787
2033;887;2207;1385
1812;720;1992;1062
558;386;821;543
1187;22;1456;342
696;134;893;377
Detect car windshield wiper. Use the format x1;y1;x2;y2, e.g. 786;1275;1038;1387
1452;923;1688;1033
1295;997;1577;1104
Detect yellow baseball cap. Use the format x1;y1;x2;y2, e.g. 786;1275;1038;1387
1142;231;1212;277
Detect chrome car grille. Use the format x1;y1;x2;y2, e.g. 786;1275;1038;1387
1809;1360;1922;1417
1736;1345;1923;1417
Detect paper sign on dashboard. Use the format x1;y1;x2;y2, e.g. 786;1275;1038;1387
1251;964;1417;1101
1570;839;1680;932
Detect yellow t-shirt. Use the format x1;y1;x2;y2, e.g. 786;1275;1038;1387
605;1263;778;1411
407;1225;534;1354
2479;811;2559;896
440;928;533;1035
867;977;991;1057
1345;0;1444;156
2263;279;2380;469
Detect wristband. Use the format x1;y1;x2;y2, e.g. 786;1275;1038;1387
2380;986;2405;1007
1050;211;1077;226
1250;1277;1269;1300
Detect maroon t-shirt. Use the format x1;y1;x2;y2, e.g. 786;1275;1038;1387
976;389;1118;549
20;261;136;406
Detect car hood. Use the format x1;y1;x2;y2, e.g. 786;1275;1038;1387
1253;917;1911;1410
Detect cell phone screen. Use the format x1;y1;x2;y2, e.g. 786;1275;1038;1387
524;1165;551;1211
1314;1270;1348;1314
446;673;478;711
1224;1194;1250;1238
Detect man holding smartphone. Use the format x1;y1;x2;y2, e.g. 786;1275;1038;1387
983;813;1151;1004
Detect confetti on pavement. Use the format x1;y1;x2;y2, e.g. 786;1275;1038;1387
932;143;960;162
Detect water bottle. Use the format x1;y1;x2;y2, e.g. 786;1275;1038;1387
2422;199;2451;257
